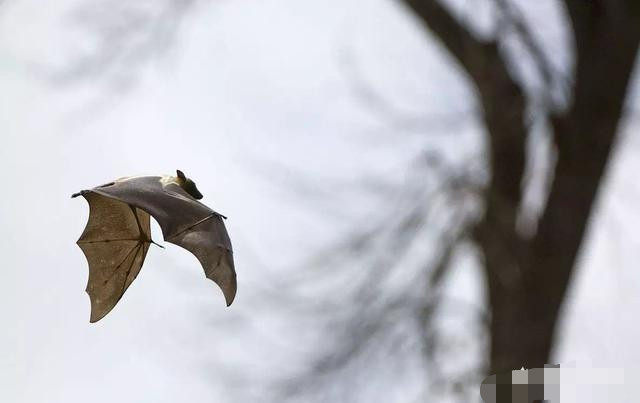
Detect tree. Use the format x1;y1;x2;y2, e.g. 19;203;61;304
400;0;640;382
277;2;640;401
401;0;640;375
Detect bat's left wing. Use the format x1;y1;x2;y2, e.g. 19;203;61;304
75;191;152;322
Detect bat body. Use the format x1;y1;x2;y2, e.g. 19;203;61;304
72;170;236;322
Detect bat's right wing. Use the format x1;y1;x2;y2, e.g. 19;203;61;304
164;213;236;306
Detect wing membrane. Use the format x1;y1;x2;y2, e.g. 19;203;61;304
77;192;151;322
166;214;236;306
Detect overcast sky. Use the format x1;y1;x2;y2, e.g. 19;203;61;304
2;1;640;402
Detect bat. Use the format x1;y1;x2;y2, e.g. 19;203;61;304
72;170;236;322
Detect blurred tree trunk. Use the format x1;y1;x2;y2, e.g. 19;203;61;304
403;0;640;374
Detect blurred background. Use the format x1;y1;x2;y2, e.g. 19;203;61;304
1;0;640;402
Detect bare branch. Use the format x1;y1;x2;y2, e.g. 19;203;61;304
402;0;497;83
491;0;561;108
530;0;640;307
402;0;528;221
336;41;478;134
56;0;200;87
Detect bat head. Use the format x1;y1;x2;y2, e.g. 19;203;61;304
176;169;203;200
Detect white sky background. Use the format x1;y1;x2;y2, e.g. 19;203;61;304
1;0;640;402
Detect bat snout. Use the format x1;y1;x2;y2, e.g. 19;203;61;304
191;187;203;199
183;179;204;199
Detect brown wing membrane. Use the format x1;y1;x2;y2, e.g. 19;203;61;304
77;192;152;322
166;214;236;306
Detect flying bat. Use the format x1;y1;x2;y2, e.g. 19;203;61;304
72;170;236;322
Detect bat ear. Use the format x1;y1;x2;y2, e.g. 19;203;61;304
176;169;186;179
